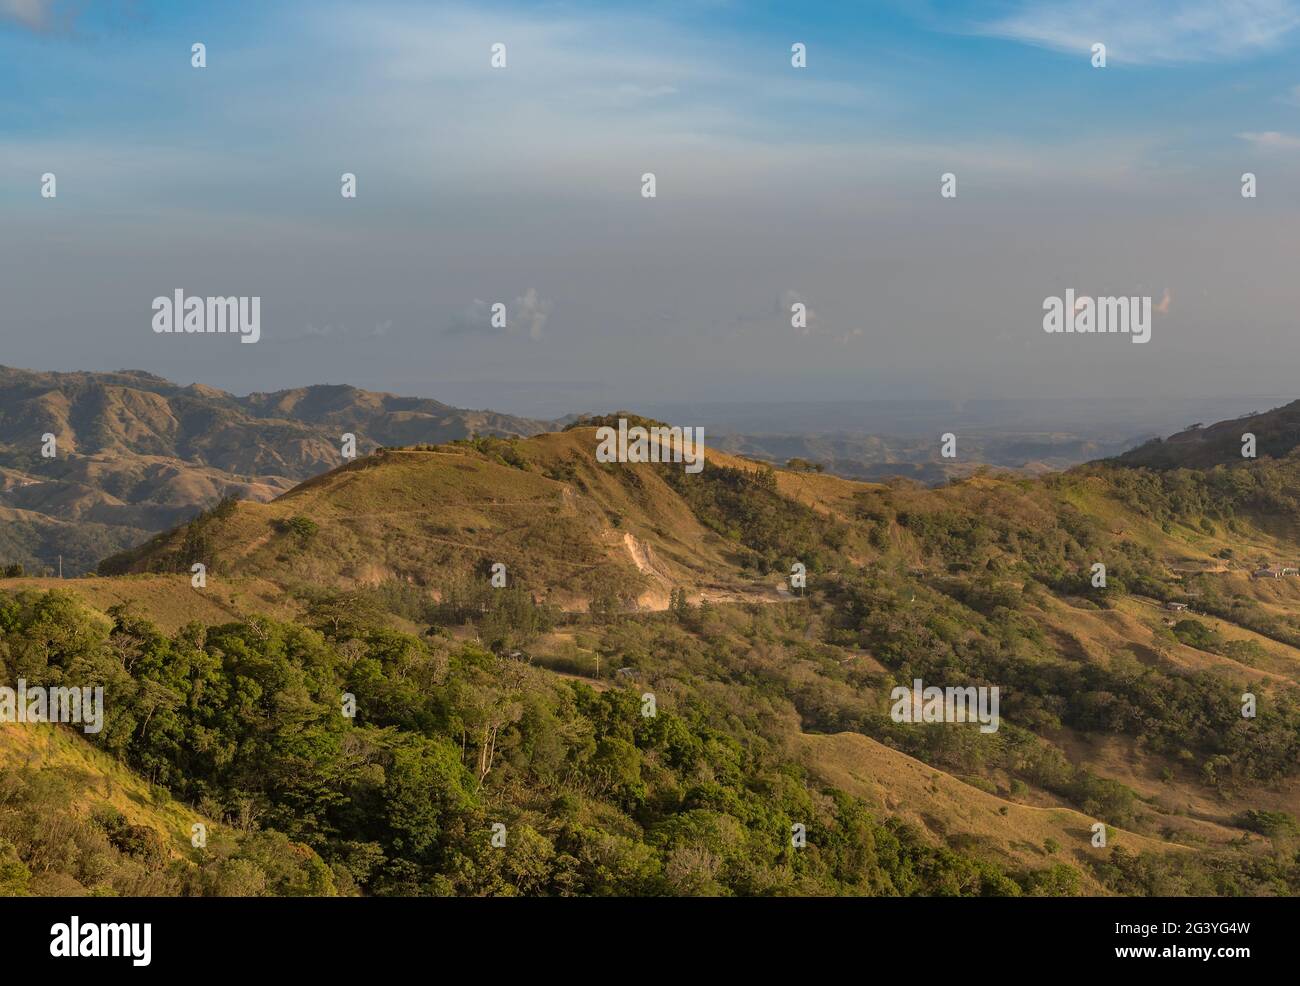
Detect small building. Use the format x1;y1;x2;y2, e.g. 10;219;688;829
1165;601;1188;612
1253;565;1283;579
1284;567;1299;577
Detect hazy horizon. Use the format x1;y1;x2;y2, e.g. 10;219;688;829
5;0;1300;416
4;362;1293;439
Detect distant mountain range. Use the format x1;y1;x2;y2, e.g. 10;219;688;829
708;432;1130;483
0;364;1291;575
0;366;550;574
638;396;1286;483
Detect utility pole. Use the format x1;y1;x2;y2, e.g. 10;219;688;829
58;555;62;579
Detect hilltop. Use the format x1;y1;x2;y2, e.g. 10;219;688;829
0;366;551;575
97;428;806;610
4;403;1300;896
1115;399;1300;470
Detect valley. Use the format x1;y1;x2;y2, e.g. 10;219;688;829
2;398;1299;895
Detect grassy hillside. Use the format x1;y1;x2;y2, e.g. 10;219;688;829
0;574;297;632
5;412;1300;896
98;430;803;610
0;366;552;575
0;720;336;896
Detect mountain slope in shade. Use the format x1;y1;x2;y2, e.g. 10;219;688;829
1113;399;1300;470
0;366;552;574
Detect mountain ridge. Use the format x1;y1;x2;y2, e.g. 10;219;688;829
5;399;1300;896
1114;399;1300;470
0;365;554;574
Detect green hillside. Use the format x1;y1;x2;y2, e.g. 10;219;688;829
5;410;1300;896
0;366;551;575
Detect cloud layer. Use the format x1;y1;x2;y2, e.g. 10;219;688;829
975;0;1300;64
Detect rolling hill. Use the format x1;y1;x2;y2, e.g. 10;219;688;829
0;366;551;575
4;403;1300;896
1115;400;1300;470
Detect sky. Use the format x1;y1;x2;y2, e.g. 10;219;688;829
2;0;1300;417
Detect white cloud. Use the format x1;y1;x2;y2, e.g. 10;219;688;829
975;0;1300;64
1237;129;1300;149
613;83;679;100
1;0;54;30
445;290;551;340
446;299;495;335
0;0;105;34
513;288;552;341
778;290;816;336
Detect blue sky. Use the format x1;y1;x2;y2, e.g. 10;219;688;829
3;0;1300;414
